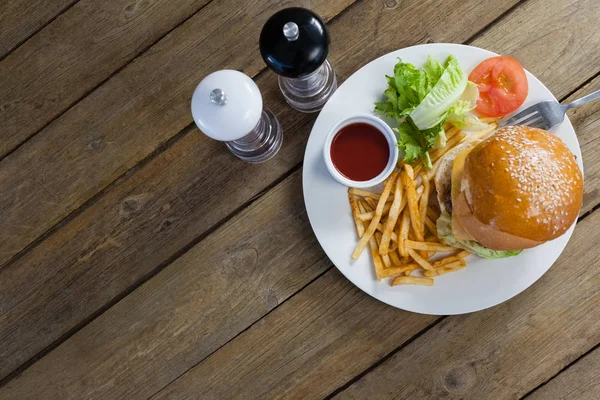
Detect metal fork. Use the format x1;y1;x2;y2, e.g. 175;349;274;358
498;89;600;130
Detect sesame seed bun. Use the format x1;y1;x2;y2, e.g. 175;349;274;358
459;126;583;249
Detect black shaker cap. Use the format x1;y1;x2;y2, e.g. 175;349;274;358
259;7;330;78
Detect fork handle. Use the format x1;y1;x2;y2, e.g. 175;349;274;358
565;89;600;110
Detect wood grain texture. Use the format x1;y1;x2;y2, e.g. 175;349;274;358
562;75;600;214
0;0;520;383
527;346;600;400
0;0;352;269
0;0;213;159
333;211;600;399
152;267;436;400
470;0;600;99
0;0;76;59
0;173;336;399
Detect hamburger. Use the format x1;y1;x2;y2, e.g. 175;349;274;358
435;125;583;258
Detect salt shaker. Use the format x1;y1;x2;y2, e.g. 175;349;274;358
191;70;282;163
260;7;337;113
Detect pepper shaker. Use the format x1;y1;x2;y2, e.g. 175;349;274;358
191;70;282;163
260;7;337;113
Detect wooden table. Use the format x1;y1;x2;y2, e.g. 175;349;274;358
0;0;599;398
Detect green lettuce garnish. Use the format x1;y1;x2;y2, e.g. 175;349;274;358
410;55;468;130
446;82;489;131
376;55;479;167
436;211;522;259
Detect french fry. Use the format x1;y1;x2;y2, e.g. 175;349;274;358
358;202;385;280
358;203;392;221
478;117;498;123
398;206;410;257
428;251;436;259
416;184;424;199
445;126;460;139
446;130;468;148
407;226;416;241
403;165;423;240
424;215;438;238
388;249;402;266
365;197;378;209
349;188;381;199
382;253;392;269
413;164;423;177
430;131;467;163
419;175;430;236
426;206;440;222
360;200;373;212
375;232;391;268
381;263;420;278
364;196;394;208
405;240;457;252
465;122;497;142
407;248;434;271
358;201;367;214
376;223;399;242
368;233;385;280
432;250;470;268
405;126;462;178
379;174;403;255
404;164;415;180
424;157;443;181
391;275;434;286
424;260;467;277
424;235;438;242
352;172;398;260
402;167;424;242
348;192;365;237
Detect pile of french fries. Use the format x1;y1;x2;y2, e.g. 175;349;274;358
348;121;497;286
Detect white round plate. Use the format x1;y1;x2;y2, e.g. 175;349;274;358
302;43;583;315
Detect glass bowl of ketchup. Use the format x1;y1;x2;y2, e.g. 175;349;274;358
323;114;398;188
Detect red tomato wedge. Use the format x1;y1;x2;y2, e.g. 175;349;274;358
469;56;528;118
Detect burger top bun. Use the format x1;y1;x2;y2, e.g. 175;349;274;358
461;125;583;244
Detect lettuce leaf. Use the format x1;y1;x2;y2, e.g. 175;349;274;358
375;55;479;167
394;119;443;168
410;55;468;130
436;211;522;259
375;56;444;120
446;82;489;131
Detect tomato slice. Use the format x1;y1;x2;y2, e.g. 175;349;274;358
468;56;528;118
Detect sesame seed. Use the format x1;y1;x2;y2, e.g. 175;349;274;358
485;126;580;222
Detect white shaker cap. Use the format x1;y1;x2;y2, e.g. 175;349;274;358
191;70;263;141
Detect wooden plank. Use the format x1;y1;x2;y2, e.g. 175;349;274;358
333;211;600;399
3;0;598;276
150;209;600;400
0;0;354;380
0;173;337;399
154;268;436;400
0;0;211;158
561;75;600;214
0;0;354;269
0;0;75;59
0;0;520;383
470;0;600;99
527;346;600;400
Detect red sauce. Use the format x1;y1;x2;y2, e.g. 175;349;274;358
331;122;390;181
